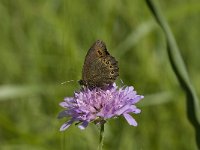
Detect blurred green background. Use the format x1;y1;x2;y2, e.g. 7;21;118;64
0;0;200;150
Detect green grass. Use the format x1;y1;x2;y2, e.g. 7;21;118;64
0;0;200;149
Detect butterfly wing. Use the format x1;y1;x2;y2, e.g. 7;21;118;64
81;40;119;88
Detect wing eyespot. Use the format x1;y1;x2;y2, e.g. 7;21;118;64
110;70;115;74
97;50;102;56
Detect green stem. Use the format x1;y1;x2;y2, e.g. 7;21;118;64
98;124;105;150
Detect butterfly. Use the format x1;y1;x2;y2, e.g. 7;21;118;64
79;40;119;88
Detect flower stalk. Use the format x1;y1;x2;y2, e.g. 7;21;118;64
99;123;105;150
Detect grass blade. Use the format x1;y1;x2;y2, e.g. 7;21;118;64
145;0;200;148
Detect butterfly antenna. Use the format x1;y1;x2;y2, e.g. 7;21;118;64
120;78;124;85
61;80;74;85
119;78;126;87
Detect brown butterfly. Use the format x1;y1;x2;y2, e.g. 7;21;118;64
79;40;119;88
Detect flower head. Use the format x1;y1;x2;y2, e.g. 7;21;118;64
58;83;144;131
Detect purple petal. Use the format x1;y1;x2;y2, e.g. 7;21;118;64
59;102;69;108
125;105;141;114
132;108;141;114
64;97;75;102
130;95;144;104
115;105;131;115
127;86;134;92
123;113;137;126
60;120;74;131
78;121;89;130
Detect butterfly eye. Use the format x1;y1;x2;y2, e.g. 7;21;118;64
109;65;113;68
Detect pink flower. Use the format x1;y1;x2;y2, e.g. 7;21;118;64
58;83;144;131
